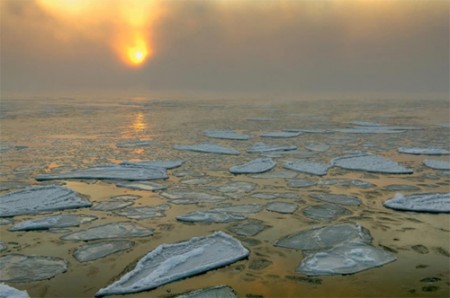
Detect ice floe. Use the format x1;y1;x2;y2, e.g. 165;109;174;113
116;181;167;191
266;202;298;214
175;285;237;298
246;142;297;153
228;220;268;237
95;231;249;296
213;204;264;214
9;214;97;231
251;192;301;201
297;242;396;276
0;255;67;282
250;170;297;179
260;131;301;138
283;160;331;176
319;179;374;188
91;200;134;211
61;222;153;241
334;127;406;134
204;130;253;140
161;191;226;205
174;143;239;155
398;147;450;155
0;283;30;298
284;128;329;134
114;205;170;220
0;145;28;152
36;165;168;181
332;154;413;174
288;179;317;188
0;185;91;217
229;158;276;174
0;242;7;252
217;181;257;195
120;160;184;169
383;193;450;213
383;184;419;191
73;240;134;262
303;204;351;221
304;142;330;152
309;194;361;206
177;211;247;223
423;159;450;170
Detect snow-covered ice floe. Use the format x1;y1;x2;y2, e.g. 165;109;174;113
175;285;237;298
283;160;331;176
0;283;30;298
332;154;413;174
383;193;450;213
36;165;168;181
9;214;97;231
0;185;91;217
423;159;450;170
204;130;253;140
73;240;134;263
95;231;249;297
229;158;276;174
174;143;239;155
398;147;450;155
246;142;297;153
61;222;153;241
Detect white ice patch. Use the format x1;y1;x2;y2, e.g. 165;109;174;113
0;283;30;298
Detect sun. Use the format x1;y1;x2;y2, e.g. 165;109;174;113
125;38;150;66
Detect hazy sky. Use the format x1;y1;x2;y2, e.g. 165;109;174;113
1;0;448;99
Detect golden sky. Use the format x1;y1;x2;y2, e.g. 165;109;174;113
1;0;448;98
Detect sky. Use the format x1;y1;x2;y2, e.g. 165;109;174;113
1;0;449;99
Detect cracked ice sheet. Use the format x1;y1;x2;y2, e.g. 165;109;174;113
95;231;249;297
332;154;413;174
383;193;450;213
0;185;91;217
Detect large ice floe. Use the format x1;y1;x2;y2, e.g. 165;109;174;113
120;160;184;169
309;194;361;206
398;147;450;155
173;143;239;155
332;154;413;174
95;231;249;297
282;160;331;176
204;130;253;140
36;164;168;181
229;158;276;174
302;204;351;221
161;191;226;205
0;254;67;282
9;214;97;231
423;159;450;170
175;285;237;298
260;131;301;138
383;193;450;213
0;283;30;298
246;142;297;153
73;240;134;262
61;222;153;241
0;185;91;217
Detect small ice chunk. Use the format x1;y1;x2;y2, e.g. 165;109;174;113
297;242;396;276
217;182;257;194
161;191;226;205
95;231;249;296
9;214;97;231
0;283;30;298
398;147;450;155
288;179;317;188
266;202;298;214
0;255;67;282
116;181;167;191
0;241;7;252
204;130;253;140
283;160;331;176
423;159;450;170
120;160;184;169
383;192;450;213
0;185;91;217
114;205;170;220
309;193;361;206
36;165;168;181
275;223;372;251
260;131;301;138
230;158;276;174
91;200;134;211
176;211;247;223
173;143;239;155
61;222;153;241
303;204;351;221
228;219;268;237
175;285;237;298
116;140;157;148
247;142;297;153
304;142;330;152
332;154;413;174
73;240;134;262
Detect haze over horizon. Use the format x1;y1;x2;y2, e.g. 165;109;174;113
1;0;448;100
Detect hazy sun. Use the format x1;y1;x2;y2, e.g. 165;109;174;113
126;38;150;66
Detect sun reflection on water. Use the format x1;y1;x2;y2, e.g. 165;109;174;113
131;112;147;133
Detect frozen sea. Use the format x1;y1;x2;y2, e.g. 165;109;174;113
0;97;449;297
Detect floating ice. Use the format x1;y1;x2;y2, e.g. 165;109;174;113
0;185;91;217
9;214;97;231
423;159;450;170
95;231;249;296
0;219;12;226
332;154;413;174
275;223;372;251
0;255;67;282
0;283;30;298
284;128;329;134
288;179;317;188
383;184;419;191
266;202;298;214
61;222;153;241
174;143;239;155
177;211;247;223
319;179;374;188
204;130;253;140
309;194;361;206
334;127;405;134
246;142;297;153
228;220;268;237
181;178;215;185
297;242;396;276
0;145;28;152
251;192;301;201
36;165;168;181
0;242;6;252
114;205;170;220
383;193;450;213
176;285;237;298
120;160;184;169
283;160;331;176
250;170;297;179
161;191;226;205
213;204;264;214
260;131;301;138
229;158;276;174
398;147;450;155
91;200;134;211
73;240;134;262
303;204;351;221
217;182;257;194
304;142;330;152
351;121;383;127
117;141;156;148
116;181;167;191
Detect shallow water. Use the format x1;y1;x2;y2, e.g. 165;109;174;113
0;97;449;297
